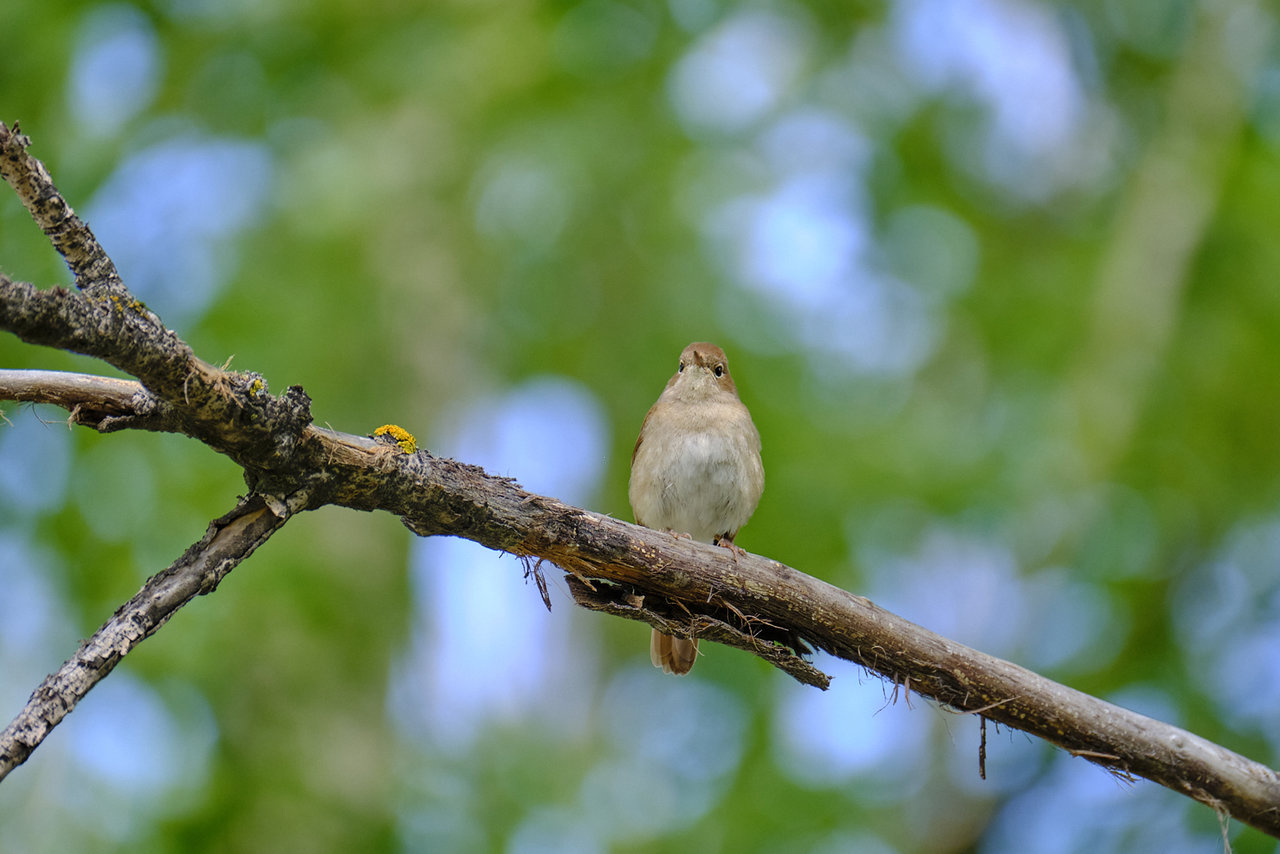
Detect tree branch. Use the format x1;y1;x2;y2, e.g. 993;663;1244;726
3;120;1279;836
0;491;302;782
6;372;1280;834
0;368;177;432
0;122;124;295
1;124;312;474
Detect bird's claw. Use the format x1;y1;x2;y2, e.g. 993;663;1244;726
714;535;747;560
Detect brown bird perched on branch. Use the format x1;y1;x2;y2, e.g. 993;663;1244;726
628;342;764;674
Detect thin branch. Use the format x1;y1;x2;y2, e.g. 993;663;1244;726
2;123;311;471
0;491;303;782
0;368;177;432
0;121;124;295
0;368;140;410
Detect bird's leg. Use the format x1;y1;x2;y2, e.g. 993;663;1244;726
714;532;747;560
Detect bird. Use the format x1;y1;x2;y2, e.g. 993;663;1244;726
628;341;764;674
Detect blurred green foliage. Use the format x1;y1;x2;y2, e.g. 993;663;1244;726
3;0;1280;852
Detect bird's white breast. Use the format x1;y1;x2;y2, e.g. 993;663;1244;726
629;399;763;543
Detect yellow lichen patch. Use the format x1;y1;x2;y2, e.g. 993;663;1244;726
248;378;265;396
372;423;417;454
104;293;148;315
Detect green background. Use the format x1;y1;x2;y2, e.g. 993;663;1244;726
2;0;1280;851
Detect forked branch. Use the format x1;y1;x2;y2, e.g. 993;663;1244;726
2;120;1279;837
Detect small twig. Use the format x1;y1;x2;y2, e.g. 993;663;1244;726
1069;749;1123;762
979;716;987;780
963;696;1020;716
520;556;552;612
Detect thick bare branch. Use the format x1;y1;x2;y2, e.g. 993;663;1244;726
0;491;303;782
331;440;1280;836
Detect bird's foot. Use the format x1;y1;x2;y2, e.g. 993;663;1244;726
714;534;747;560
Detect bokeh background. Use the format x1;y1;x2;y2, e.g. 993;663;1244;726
3;0;1280;851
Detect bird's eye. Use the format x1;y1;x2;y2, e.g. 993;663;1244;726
678;361;685;372
714;364;725;378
